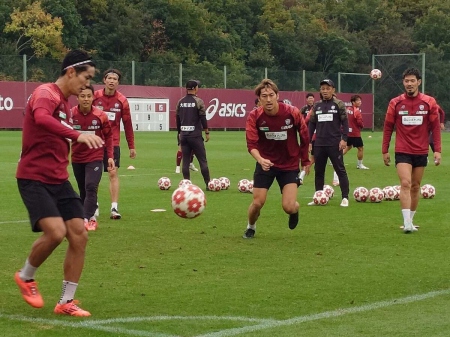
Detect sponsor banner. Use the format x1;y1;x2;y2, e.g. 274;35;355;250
0;81;374;129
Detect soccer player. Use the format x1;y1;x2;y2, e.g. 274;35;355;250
93;69;136;219
244;79;311;239
15;49;102;316
307;79;350;207
71;85;115;231
382;67;441;233
300;93;315;118
176;80;211;187
332;94;368;185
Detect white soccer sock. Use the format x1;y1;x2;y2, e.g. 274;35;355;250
402;209;411;225
59;280;78;304
410;210;416;223
333;171;339;181
357;160;362;165
19;259;37;281
299;170;306;180
111;202;118;210
247;223;256;230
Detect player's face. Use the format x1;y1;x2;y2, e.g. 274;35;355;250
320;84;335;100
68;66;95;96
307;96;314;105
77;88;94;110
403;75;421;96
259;87;279;114
353;98;362;107
104;73;120;91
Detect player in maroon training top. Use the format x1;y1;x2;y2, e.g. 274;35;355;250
382;68;441;234
93;69;136;220
72;85;115;231
244;79;311;238
15;50;103;316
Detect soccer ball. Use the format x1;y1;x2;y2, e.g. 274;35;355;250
353;187;369;202
238;179;251;193
382;186;396;201
369;187;384;203
421;184;436;199
313;190;329;205
219;177;230;190
370;69;382;80
207;178;221;192
393;185;401;200
248;180;254;194
171;184;206;218
178;179;192;188
157;177;171;190
323;184;334;198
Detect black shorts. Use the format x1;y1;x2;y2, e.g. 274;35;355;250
347;137;364;148
395;153;428;168
104;146;120;172
253;163;299;193
17;179;83;232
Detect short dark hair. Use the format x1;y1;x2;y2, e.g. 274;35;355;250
103;68;122;81
351;95;361;103
402;68;421;80
83;84;95;94
306;93;314;98
255;78;279;96
254;98;259;105
61;49;95;76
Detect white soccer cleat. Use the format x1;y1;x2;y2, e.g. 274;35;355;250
94;203;99;217
357;164;369;170
332;180;340;186
307;201;316;206
189;163;199;172
340;198;349;207
175;166;181;174
403;222;418;233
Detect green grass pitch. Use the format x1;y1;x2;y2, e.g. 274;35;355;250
0;130;449;337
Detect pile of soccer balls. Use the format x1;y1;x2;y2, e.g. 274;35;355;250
353;184;435;202
238;179;254;193
312;185;334;205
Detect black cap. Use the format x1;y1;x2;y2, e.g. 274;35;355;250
186;80;200;90
320;79;335;87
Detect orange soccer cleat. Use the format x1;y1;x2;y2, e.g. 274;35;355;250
14;272;44;308
54;300;91;317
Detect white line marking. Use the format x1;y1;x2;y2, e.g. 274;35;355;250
1;289;449;337
195;288;450;337
0;220;28;224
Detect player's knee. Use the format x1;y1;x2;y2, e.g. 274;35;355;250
282;202;297;214
251;199;265;210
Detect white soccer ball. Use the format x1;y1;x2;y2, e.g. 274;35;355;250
369;187;384;203
178;179;192;188
323;184;334;198
207;178;221;192
421;184;436;199
219;177;230;190
157;177;171;190
313;190;329;205
382;186;396;201
171;184;206;218
248;180;254;194
393;185;401;200
238;179;251;193
353;186;369;202
370;68;382;80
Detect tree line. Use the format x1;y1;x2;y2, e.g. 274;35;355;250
0;0;449;117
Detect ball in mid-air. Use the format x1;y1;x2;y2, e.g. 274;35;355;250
370;68;382;80
171;184;206;218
